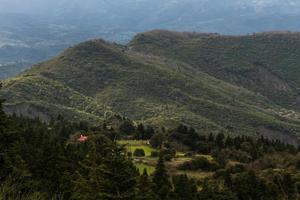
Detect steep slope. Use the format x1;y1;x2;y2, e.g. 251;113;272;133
1;36;300;144
130;30;300;111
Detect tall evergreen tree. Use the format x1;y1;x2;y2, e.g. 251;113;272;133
73;146;103;200
99;144;138;200
74;142;138;200
152;153;172;200
172;174;198;200
137;169;157;200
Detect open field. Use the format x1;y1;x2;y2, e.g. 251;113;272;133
118;140;215;179
118;140;157;157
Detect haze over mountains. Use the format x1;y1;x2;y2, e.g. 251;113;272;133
1;0;300;79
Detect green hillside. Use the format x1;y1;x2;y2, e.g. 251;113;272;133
130;30;300;110
1;32;300;144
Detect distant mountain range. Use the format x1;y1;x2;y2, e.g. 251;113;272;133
2;30;300;145
1;0;300;79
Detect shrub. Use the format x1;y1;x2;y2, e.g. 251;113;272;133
178;157;220;171
127;152;133;157
150;151;159;157
134;149;145;157
161;148;176;161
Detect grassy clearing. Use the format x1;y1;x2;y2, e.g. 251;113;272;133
118;140;157;157
195;154;214;161
135;163;155;175
177;171;214;180
119;140;216;179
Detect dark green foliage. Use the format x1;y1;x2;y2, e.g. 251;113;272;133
136;124;155;140
178;157;220;171
136;170;157;200
170;125;201;151
199;180;237;200
152;153;172;200
0;87;300;200
3;32;300;142
150;151;159;157
134;149;146;157
119;120;136;135
229;171;268;200
96;145;138;200
161;147;176;161
150;133;166;148
172;175;198;200
130;31;300;112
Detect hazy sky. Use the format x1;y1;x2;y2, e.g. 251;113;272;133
0;0;299;15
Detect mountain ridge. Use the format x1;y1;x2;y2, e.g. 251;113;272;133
2;30;300;145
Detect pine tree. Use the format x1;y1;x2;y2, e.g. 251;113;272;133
199;180;237;200
137;123;145;139
137;169;157;200
152;153;172;200
216;133;225;148
73;145;103;200
73;143;138;200
172;174;198;200
99;144;138;200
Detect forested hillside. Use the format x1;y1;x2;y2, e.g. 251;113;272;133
130;30;300;110
1;84;300;199
1;31;300;145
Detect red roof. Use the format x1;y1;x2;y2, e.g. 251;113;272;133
78;135;88;142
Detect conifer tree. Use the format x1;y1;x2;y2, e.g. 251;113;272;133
73;145;103;200
172;174;198;200
73;142;138;200
98;144;138;200
137;169;157;200
137;123;145;139
152;152;172;200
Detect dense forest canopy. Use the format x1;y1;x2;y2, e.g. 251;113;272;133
1;83;300;199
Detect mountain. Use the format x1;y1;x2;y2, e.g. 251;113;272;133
129;30;300;111
2;30;300;145
1;0;300;79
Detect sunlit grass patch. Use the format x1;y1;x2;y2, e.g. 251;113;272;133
135;163;155;175
118;140;157;157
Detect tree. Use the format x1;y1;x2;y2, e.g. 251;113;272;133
73;146;103;200
145;126;155;140
137;169;157;200
216;133;225;148
134;149;145;157
150;133;166;148
172;174;198;200
73;140;138;200
136;124;146;140
119;121;136;135
152;153;172;200
199;180;237;200
98;145;138;200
